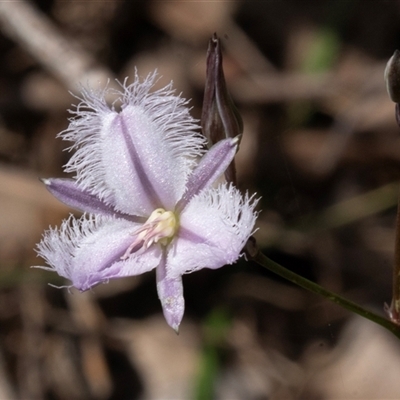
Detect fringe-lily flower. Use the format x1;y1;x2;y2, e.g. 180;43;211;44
35;72;258;331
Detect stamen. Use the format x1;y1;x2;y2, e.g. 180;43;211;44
121;208;177;259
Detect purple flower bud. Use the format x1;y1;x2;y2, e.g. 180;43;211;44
385;50;400;103
201;33;243;184
385;50;400;127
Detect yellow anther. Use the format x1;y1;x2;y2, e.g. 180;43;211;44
121;208;177;259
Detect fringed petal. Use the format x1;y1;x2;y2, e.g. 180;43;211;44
61;72;205;216
35;215;161;291
168;183;259;276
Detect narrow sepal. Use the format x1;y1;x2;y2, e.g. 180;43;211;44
175;137;239;213
156;253;184;332
42;178;142;222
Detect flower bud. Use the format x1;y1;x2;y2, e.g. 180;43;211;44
385;50;400;103
201;33;243;184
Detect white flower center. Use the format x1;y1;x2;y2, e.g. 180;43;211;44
121;208;177;260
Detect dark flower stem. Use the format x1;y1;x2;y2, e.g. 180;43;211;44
388;100;400;325
383;50;400;325
388;188;400;325
245;238;400;340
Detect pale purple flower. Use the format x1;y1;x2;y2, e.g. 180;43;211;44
35;71;258;331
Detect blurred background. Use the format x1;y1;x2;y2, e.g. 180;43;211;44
1;0;400;399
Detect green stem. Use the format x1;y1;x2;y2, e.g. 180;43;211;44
245;239;400;339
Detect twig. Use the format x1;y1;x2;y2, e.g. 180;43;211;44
0;0;112;90
245;238;400;340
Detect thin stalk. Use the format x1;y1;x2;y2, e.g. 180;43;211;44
389;188;400;324
387;97;400;324
245;239;400;340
